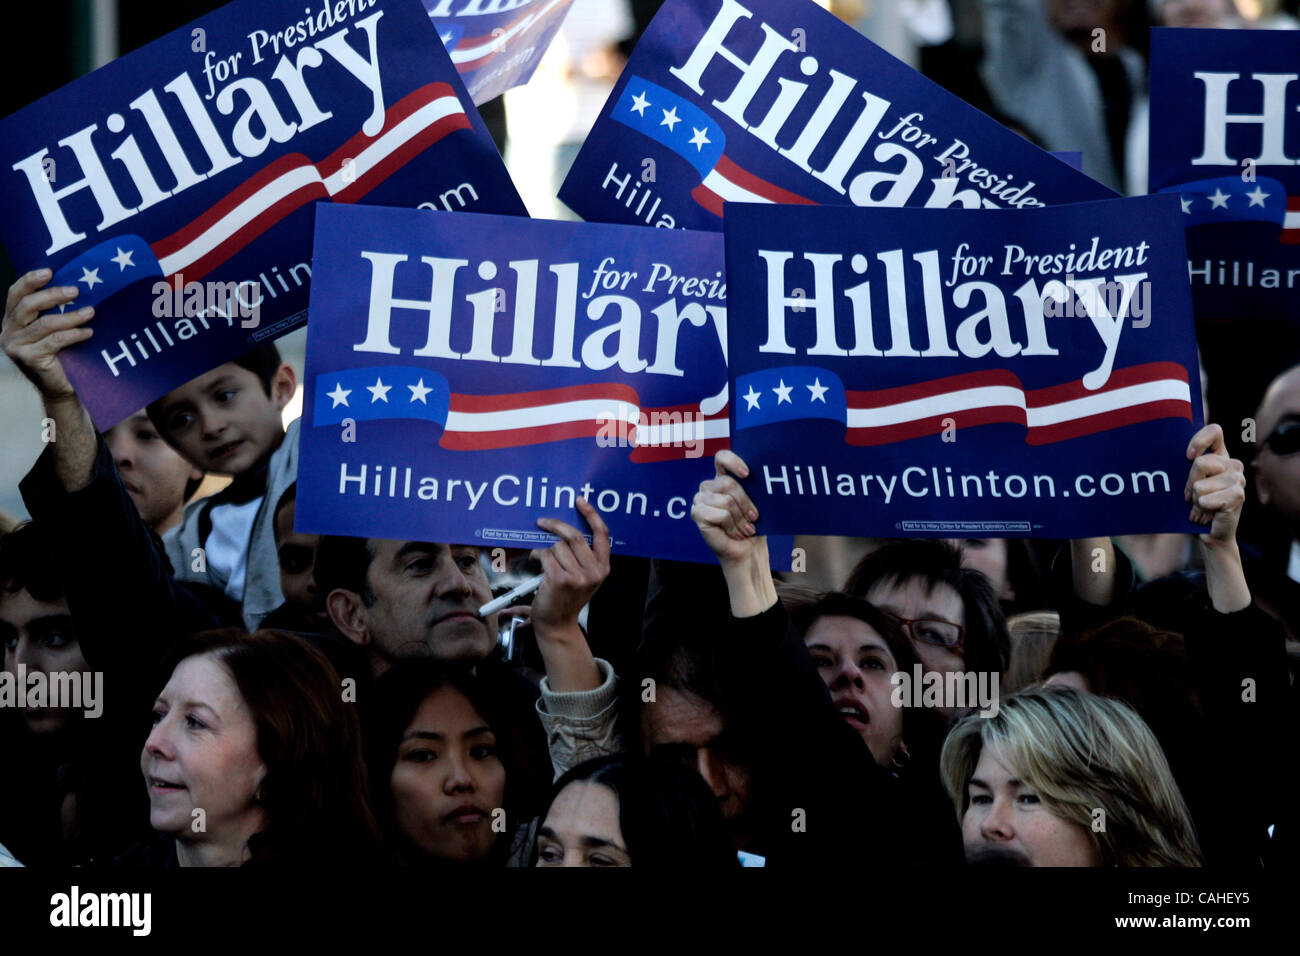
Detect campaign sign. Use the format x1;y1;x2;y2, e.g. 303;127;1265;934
1148;28;1300;320
297;204;731;562
426;0;575;105
0;0;526;430
559;0;1115;231
724;195;1205;539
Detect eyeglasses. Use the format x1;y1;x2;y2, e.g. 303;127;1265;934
1262;420;1300;457
891;616;965;650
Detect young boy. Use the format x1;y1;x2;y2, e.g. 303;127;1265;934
103;410;204;534
146;344;299;630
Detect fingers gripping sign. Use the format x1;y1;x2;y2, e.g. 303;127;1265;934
2;269;95;402
1184;423;1246;545
529;497;612;639
692;450;763;565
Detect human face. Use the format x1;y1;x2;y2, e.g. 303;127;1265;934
153;362;292;476
804;615;903;767
358;541;497;668
536;782;630;867
1;589;87;734
949;538;1012;602
640;688;750;829
104;412;202;531
866;577;966;679
141;654;267;847
390;685;506;863
274;501;324;617
1253;367;1300;530
962;743;1101;867
1158;0;1231;27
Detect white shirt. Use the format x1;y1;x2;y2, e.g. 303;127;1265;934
205;496;264;603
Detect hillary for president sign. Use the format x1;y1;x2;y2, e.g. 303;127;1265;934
0;0;525;430
724;195;1205;539
559;0;1114;231
296;204;730;562
1148;28;1300;321
426;0;575;105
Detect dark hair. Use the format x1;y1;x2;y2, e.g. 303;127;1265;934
0;522;63;605
272;482;297;536
144;342;283;433
363;660;540;864
231;342;283;397
844;540;1010;676
158;629;382;865
314;535;377;606
1045;616;1203;756
532;754;738;868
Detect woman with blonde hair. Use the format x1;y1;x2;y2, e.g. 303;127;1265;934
940;688;1202;867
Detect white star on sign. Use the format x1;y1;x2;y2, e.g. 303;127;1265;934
743;385;762;411
1246;186;1269;208
660;106;681;132
408;379;432;404
807;378;828;403
688;126;711;151
79;266;102;289
630;91;651;116
327;383;351;408
773;380;793;405
110;247;135;271
1180;196;1193;214
1207;188;1230;209
367;378;392;402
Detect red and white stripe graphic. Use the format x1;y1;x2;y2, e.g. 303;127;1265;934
448;0;572;72
151;82;470;281
1282;197;1300;245
690;155;817;218
843;362;1193;446
438;381;729;460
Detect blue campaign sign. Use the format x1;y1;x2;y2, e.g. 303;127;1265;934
296;204;732;563
724;195;1205;539
424;0;575;105
1148;27;1300;321
559;0;1114;231
0;0;526;430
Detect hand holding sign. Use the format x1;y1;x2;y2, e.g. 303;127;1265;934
527;497;610;694
2;270;94;404
693;451;775;618
1184;423;1245;546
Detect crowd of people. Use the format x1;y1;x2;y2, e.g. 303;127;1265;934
0;0;1297;871
1;261;1296;868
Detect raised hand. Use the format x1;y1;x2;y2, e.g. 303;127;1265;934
2;269;94;403
1185;423;1245;548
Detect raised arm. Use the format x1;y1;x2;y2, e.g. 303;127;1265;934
1184;423;1250;613
528;497;610;692
2;270;98;490
691;450;776;618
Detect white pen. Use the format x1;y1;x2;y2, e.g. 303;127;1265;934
478;573;545;617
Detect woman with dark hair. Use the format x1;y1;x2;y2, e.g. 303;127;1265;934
364;660;546;866
134;628;382;867
532;754;737;868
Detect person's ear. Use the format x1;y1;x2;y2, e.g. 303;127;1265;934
1252;459;1271;507
327;588;370;646
271;363;297;413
